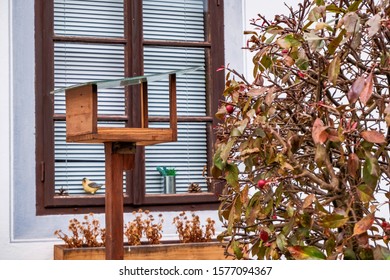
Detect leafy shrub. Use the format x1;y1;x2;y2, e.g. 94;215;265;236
213;0;390;260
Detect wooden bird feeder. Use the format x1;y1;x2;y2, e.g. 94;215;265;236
51;67;203;260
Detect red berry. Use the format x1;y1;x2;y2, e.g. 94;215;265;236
257;179;267;189
272;214;277;220
259;230;269;242
382;221;389;229
297;71;305;79
281;49;289;54
226;104;234;114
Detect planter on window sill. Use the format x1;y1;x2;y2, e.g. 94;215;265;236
54;240;227;260
163;175;176;194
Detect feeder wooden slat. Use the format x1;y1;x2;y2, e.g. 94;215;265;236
66;127;175;145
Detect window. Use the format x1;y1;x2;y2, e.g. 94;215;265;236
35;0;225;214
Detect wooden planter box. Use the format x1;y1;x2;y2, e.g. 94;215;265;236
54;241;227;260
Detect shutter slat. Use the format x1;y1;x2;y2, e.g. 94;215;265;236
144;46;206;117
54;42;125;115
143;0;205;41
145;122;208;193
54;0;124;37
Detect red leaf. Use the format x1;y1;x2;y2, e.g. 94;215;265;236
312;118;329;144
347;75;365;104
361;130;386;144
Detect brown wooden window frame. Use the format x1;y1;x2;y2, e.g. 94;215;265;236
35;0;225;215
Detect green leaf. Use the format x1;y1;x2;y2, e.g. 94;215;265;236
232;240;243;259
363;152;380;189
277;34;301;49
225;163;239;189
373;245;390;260
325;238;336;257
348;0;362;12
276;233;288;252
315;0;325;6
265;33;277;44
359;248;374;260
213;148;225;170
326;4;345;13
221;139;236;163
259;55;273;71
287;246;326;260
344;248;357;260
264;199;274;216
357;184;375;203
300;212;312;228
320;214;349;228
328;29;346;55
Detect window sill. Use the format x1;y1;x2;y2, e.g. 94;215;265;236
38;192;220;215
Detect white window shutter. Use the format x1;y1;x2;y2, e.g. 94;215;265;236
143;0;209;193
53;0;209;195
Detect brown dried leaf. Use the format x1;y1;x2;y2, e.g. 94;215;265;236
359;71;374;106
303;194;316;209
283;55;295;67
347;153;360;179
342;12;361;35
366;13;381;38
265;91;275;106
361;130;386;144
314;144;327;168
312;118;329;144
247;87;267;97
353;213;374;236
328;56;340;85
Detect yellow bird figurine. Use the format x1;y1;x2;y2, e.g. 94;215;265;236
82;177;104;194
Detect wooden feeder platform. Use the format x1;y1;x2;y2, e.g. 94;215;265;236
51;67;203;260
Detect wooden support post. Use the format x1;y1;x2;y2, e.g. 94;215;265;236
141;81;149;129
104;142;135;260
169;74;177;141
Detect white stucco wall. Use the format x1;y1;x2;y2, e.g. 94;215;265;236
243;0;298;80
0;0;12;259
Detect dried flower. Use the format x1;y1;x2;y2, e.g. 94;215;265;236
173;211;215;243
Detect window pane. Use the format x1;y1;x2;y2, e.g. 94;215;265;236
54;43;125;115
144;46;206;117
145;122;208;194
143;0;206;41
54;0;124;38
54;121;126;195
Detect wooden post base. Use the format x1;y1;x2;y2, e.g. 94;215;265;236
104;142;135;260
